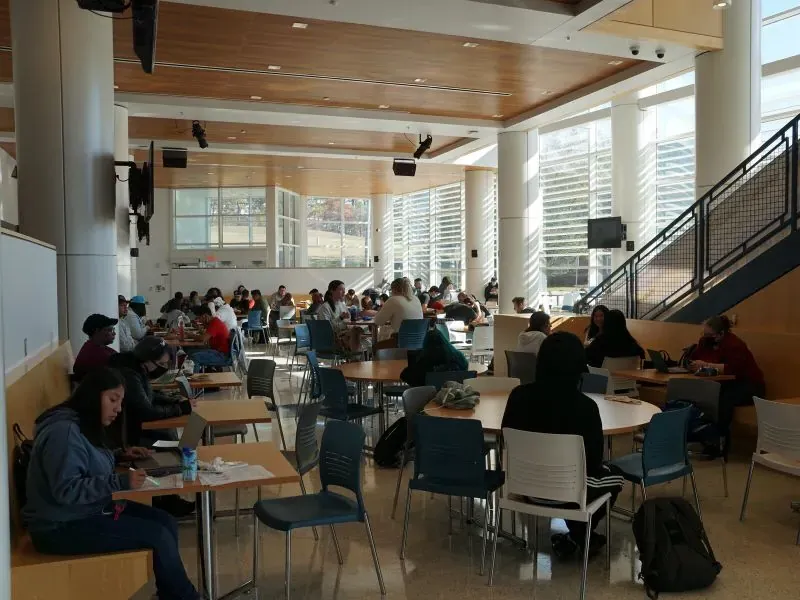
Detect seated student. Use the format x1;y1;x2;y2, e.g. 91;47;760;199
344;289;359;307
239;289;254;312
160;292;184;315
516;311;551;354
484;276;499;303
439;276;459;305
213;297;238;332
512;296;535;314
427;286;445;312
117;296;136;353
186;305;233;368
584;305;609;345
372;278;424;346
502;332;624;558
23;368;201;600
413;278;424;298
317;280;364;352
126;295;149;342
400;325;468;387
585;309;644;368
417;286;432;312
360;295;378;317
279;292;297;320
444;294;479;325
73;314;118;380
306;289;325;316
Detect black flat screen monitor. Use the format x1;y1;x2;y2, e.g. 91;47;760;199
587;217;623;249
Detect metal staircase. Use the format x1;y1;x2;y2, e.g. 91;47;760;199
575;113;800;322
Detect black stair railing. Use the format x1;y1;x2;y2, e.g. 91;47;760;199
575;112;800;319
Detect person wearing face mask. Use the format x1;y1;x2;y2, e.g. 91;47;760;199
73;314;119;381
23;368;201;600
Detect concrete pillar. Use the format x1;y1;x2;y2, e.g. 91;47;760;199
695;0;761;197
297;194;308;268
611;92;656;270
0;224;10;599
497;131;540;314
464;169;495;295
115;105;132;299
371;193;392;288
266;186;279;267
12;0;116;355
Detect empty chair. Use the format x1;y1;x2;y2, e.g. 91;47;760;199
505;350;538;384
601;356;641;397
246;310;266;345
281;401;322;540
489;429;611;599
289;323;311;374
587;366;613;394
400;415;505;574
273;319;294;358
469;325;494;363
252;420;386;599
246;358;284;449
375;348;410;406
397;319;429;349
318;367;383;424
307;319;343;362
740;397;800;544
579;372;609;395
424;370;478;391
467;377;520;394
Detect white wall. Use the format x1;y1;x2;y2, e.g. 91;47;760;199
136;188;171;314
0;148;18;225
1;231;58;374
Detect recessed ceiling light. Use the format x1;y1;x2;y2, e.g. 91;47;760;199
292;22;308;29
414;78;427;83
268;65;281;71
378;104;390;109
113;84;119;89
541;90;553;96
462;42;479;48
608;60;624;66
285;175;293;178
240;129;247;134
227;136;237;140
712;0;731;9
323;96;331;101
207;172;214;175
492;114;503;118
298;166;305;169
328;141;335;145
250;95;262;100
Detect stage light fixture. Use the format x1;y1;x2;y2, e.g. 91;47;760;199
191;120;209;149
413;134;433;159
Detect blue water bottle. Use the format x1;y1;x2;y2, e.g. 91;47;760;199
182;447;198;482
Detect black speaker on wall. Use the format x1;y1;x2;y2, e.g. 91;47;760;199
392;158;416;177
162;147;188;169
130;248;140;258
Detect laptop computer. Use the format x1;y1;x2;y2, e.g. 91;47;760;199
648;349;689;374
135;412;208;475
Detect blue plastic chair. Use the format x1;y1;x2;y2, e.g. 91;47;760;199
435;322;450;341
609;407;702;519
290;323;311;374
580;372;608;395
397;319;429;349
424;370;478;391
193;329;240;373
252;420;386;599
246;310;265;344
318;367;383;424
307;319;342;362
400;415;505;574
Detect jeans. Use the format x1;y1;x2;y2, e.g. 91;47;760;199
185;348;229;371
30;501;200;600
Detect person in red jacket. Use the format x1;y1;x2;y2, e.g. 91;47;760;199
689;314;765;454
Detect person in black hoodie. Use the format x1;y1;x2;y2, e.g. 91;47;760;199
585;309;645;368
502;331;624;559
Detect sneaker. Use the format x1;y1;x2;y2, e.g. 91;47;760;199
551;533;578;560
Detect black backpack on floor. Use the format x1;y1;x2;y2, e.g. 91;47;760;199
633;498;721;599
373;417;407;468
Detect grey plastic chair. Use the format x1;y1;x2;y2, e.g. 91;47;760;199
246;358;285;450
580;372;609;395
281;401;322;540
505;350;537;384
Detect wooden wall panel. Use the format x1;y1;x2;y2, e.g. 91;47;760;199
612;0;654;26
727;266;800;335
654;0;723;38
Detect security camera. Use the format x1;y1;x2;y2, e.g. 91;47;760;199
630;44;640;56
656;47;666;59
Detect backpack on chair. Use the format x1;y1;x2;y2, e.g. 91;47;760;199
633;498;721;599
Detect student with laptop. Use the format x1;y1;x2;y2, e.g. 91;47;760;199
647;349;689;374
23;368;201;600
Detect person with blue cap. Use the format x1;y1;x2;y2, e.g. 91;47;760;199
127;295;149;343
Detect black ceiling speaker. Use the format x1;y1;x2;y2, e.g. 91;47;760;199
393;158;416;177
162;147;188;168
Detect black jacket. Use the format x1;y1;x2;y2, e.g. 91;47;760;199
502;383;605;479
108;353;191;445
585;334;645;368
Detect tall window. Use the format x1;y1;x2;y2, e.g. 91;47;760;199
654;97;696;231
173;188;266;249
306;197;370;267
392;182;466;289
277;189;300;268
540;119;612;294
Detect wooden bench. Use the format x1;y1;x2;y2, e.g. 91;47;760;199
6;342;152;600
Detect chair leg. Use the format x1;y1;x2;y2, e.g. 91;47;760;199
690;470;703;522
330;525;344;565
298;477;319;541
721;457;729;498
605;498;611;570
640;484;647;501
252;423;260;443
364;512;387;595
273;404;288;450
532;515;539;556
252;512;259;585
235;489;240;537
480;493;491;576
391;449;407;520
579;515;592;600
285;531;292;600
400;488;413;559
488;493;501;586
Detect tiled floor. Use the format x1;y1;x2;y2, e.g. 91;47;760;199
136;343;800;599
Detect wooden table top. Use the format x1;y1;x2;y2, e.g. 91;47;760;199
424;391;661;436
336;359;488;382
612;368;735;385
151;371;242;391
164;338;208;348
141;399;269;430
114;442;299;501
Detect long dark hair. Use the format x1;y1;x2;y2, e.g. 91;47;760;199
37;368;125;448
600;309;638;348
536;332;588;389
326;280;344;310
586;305;609;339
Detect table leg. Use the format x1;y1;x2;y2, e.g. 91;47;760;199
195;492;205;591
377;382;385;435
200;489;217;599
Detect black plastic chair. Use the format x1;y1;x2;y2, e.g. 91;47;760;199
246;358;285;449
580;372;609;395
318;368;383;424
505;350;537;384
307;319;345;363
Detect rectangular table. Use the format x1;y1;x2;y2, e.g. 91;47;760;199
151;371;242;391
164;338;208;348
115;442;298;600
612;368;735;385
140;399;269;430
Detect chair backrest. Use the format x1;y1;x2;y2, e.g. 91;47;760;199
587;366;614;394
413;415;486;485
579;372;608;395
601;356;641;396
665;378;722;422
318;367;350;419
305;350;322;399
505;350;537;385
279;306;296;320
641;407;692;477
319;420;366;515
401;386;437;441
435;323;450;341
228;329;240;358
471;325;494;352
294;401;322;476
246;358;276;400
374;347;409;361
308;319;336;352
754;397;800;461
424;370;478;390
247;310;263;328
397;319;429;349
502;428;588;508
294;323;311;350
467;377;520;394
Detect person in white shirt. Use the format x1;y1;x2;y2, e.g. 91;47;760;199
125;295;149;344
439;276;459;305
516;311;551;354
213;297;238;332
117;296;135;352
317;279;364;352
373;278;424;335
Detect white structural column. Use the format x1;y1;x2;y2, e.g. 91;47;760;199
497;131;540;314
266;186;279;267
296;194;308;268
695;0;761;197
115;105;132;299
610;91;656;271
371;193;392;287
464;169;495;295
12;0;116;354
0;224;10;598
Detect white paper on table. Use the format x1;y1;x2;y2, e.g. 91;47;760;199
140;474;184;491
152;440;180;449
198;464;273;487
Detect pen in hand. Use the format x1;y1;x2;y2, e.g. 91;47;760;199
129;467;161;487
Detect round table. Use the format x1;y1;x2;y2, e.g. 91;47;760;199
424;391;660;436
336;359;488;382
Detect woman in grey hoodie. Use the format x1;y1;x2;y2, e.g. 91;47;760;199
516;311;551;354
23;368;201;600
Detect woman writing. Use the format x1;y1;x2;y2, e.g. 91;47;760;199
516;311;551;354
585;309;644;368
584;305;609;345
23;368;201;600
